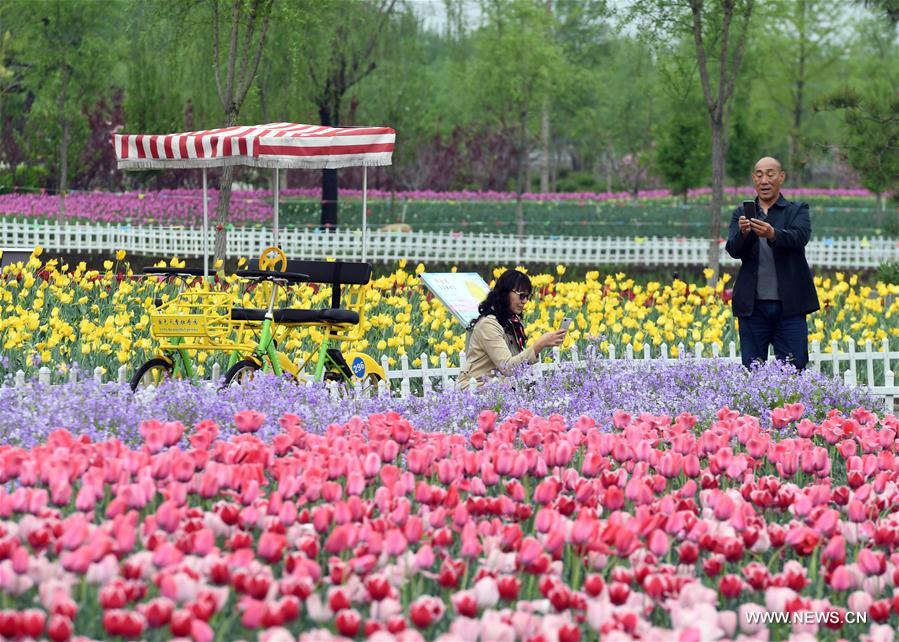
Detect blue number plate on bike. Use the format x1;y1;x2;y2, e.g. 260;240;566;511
351;357;366;378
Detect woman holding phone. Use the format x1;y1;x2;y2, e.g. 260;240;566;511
457;269;568;389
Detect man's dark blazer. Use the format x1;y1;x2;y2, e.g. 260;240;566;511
724;194;820;318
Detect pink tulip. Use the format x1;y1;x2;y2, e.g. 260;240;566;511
830;565;855;591
234;410;266;434
648;530;669;557
477;410;497;433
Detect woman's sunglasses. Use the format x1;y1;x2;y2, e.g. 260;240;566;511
512;290;532;301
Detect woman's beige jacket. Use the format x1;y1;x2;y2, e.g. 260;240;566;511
456;315;537;389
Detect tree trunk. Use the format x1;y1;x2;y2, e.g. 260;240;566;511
709;117;726;281
540;98;550;193
789;0;807;184
214;111;238;263
320;103;339;230
516;122;527;238
57;72;69;223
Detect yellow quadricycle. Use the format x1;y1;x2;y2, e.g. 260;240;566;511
131;247;386;392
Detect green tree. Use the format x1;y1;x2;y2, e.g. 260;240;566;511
768;0;843;182
5;0;121;219
470;0;566;234
821;87;898;209
725;89;763;186
657;107;709;202
283;0;398;230
631;0;755;280
209;0;275;261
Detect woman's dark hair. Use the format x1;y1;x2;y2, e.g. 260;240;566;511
468;269;532;334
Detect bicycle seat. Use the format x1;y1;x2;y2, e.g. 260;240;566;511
230;308;359;325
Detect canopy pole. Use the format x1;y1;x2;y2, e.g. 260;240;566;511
273;168;280;247
202;168;209;279
361;166;368;263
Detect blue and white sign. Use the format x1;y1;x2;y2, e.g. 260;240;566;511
351;356;366;378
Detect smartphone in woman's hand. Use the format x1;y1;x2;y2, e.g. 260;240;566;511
559;317;573;332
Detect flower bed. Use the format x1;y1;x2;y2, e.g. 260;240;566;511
0;360;895;640
0;187;889;238
1;252;897;383
0;360;879;448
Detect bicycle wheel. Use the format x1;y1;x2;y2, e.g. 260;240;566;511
130;358;174;392
222;359;262;387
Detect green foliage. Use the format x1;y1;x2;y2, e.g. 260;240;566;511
0;163;49;193
656;102;709;201
0;0;894;209
820;86;899;200
875;261;899;285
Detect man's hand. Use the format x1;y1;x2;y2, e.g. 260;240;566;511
738;216;752;237
749;217;776;241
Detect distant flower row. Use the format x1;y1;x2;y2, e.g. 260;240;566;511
0;186;877;225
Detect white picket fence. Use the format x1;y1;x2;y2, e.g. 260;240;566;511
6;338;897;411
2;219;897;267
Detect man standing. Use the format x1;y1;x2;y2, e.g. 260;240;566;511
725;157;820;370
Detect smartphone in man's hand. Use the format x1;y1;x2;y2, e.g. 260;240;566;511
559;317;573;332
742;200;756;220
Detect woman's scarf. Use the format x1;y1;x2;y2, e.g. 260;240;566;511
508;314;527;353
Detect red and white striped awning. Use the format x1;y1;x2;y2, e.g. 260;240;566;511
113;122;395;170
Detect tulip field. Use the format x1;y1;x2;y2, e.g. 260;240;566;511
0;359;896;641
1;240;899;641
0;249;897;384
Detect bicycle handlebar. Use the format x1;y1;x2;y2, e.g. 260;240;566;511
235;270;310;284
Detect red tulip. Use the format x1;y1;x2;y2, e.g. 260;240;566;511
18;609;44;638
702;555;724;577
409;597;437;629
47;615;73;642
583;574;605;597
558;623;581;642
143;598;174;628
328;588;351;612
335;609;362;637
168;609;193;638
678;541;699;565
608;582;629;605
718;574;743;598
366;575;391;601
452;590;478;617
0;612;21;639
497;575;520;600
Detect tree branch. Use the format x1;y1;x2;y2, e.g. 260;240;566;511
716;0;734;121
689;0;716;116
721;0;753;109
345;0;397;88
224;0;241;108
211;0;226;106
236;0;260;101
236;0;274;108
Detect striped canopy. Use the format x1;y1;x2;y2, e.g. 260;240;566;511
113;122;395;171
